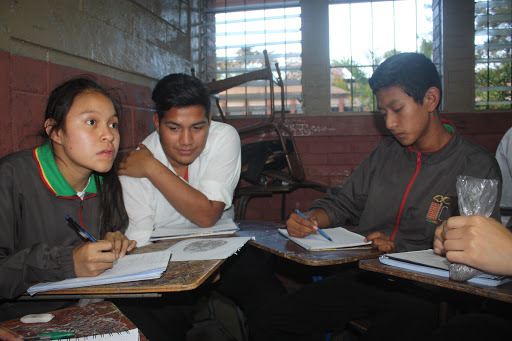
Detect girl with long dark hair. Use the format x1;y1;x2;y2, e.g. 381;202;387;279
0;76;136;320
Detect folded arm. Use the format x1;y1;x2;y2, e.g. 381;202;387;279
119;130;241;228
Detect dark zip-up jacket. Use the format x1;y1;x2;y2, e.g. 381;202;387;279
311;123;502;252
0;144;126;317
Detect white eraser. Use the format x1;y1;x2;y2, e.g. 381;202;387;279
20;313;54;323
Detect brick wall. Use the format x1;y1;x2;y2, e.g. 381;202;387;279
0;51;153;158
230;112;512;222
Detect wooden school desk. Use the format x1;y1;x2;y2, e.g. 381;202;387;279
0;301;148;340
236;221;382;266
22;238;225;299
359;258;512;304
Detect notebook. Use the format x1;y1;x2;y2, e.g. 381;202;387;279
379;249;511;287
278;227;371;251
27;249;172;295
150;219;239;241
67;328;139;341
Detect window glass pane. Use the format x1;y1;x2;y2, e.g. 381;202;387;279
201;2;302;117
372;2;395;59
350;2;373;66
395;2;419;52
329;0;433;112
475;0;512;110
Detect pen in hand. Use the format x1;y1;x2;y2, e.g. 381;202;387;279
294;209;333;242
65;215;97;242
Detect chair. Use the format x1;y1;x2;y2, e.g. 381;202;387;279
206;50;328;221
501;207;512;229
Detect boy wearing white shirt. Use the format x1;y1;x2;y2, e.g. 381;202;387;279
117;74;285;340
119;73;241;246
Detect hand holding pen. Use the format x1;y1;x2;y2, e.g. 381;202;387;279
67;215;118;277
294;209;333;242
66;215;136;258
286;209;333;242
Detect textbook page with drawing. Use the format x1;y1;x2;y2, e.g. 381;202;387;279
380;249;511;287
169;236;253;261
150;218;239;241
278;227;371;251
27;249;172;295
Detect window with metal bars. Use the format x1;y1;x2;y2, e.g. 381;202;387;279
475;0;512;110
200;0;302;117
328;0;434;112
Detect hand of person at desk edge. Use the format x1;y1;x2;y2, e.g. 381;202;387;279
433;215;512;276
286;211;319;238
118;143;160;178
433;221;448;256
72;240;119;277
0;327;22;341
365;231;395;253
104;231;137;258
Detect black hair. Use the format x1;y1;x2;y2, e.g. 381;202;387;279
151;73;211;120
44;76;128;237
368;53;442;111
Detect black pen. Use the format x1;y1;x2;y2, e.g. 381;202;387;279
65;215;97;242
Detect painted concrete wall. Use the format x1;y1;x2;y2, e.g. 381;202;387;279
0;0;199;85
0;0;200;157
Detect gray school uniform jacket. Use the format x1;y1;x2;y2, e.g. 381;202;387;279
311;122;502;252
0;143;126;319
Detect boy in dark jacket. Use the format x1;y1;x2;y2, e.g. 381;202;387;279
250;53;502;341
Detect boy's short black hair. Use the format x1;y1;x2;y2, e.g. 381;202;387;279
152;73;211;120
369;53;442;111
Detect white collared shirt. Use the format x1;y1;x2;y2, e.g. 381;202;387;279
121;121;241;246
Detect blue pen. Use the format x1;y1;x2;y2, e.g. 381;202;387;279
294;209;333;242
65;215;97;242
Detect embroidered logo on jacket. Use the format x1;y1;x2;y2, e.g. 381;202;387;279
426;195;452;224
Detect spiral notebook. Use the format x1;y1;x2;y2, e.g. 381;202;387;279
68;328;138;341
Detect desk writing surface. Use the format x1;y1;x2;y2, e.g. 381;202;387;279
359;258;512;304
0;301;148;340
236;221;381;266
32;238;224;296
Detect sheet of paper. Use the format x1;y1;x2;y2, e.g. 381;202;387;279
27;250;172;295
69;328;139;341
151;219;239;240
169;237;253;261
278;227;371;251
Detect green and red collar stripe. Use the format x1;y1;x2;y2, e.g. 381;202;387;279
33;143;100;198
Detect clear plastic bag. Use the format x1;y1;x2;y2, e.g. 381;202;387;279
449;175;499;281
